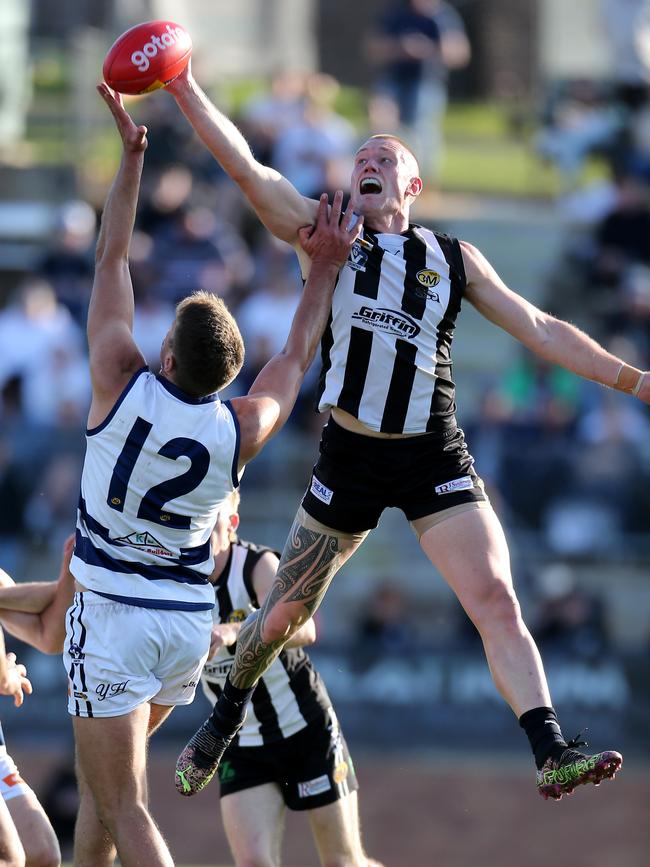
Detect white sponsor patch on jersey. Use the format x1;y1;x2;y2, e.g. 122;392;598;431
435;476;474;495
298;774;332;798
113;531;174;558
310;476;333;505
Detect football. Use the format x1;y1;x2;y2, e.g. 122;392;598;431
102;20;192;95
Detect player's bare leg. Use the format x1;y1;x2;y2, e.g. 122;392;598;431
308;791;383;867
220;783;285;866
74;702;173;867
0;793;25;867
74;704;174;867
418;504;621;798
176;511;365;796
6;788;60;867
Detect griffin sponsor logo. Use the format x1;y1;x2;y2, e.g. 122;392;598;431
203;659;233;679
298;774;332;798
435;476;474;495
352;306;421;339
114;531;174;559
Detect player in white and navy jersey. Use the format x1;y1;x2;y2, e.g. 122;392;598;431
0;536;75;867
170;67;639;801
193;491;380;867
66;84;363;867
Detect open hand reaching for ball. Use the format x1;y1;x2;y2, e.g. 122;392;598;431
97;82;148;152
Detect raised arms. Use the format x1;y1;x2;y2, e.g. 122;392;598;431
231;191;362;467
86;85;148;428
165;66;317;248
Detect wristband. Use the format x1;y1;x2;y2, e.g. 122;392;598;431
613;363;644;395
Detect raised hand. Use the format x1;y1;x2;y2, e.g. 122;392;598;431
0;652;32;707
97;82;148;152
298;191;364;269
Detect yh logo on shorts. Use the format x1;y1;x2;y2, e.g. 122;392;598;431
310;476;333;505
435;476;474;495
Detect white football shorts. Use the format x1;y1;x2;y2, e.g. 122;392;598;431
63;591;212;718
0;746;30;801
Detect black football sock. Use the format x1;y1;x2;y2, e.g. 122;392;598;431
208;675;255;736
519;706;567;769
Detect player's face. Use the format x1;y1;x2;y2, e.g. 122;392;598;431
349;139;421;219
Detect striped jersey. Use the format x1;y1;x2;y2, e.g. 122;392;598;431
200;538;332;747
317;224;466;434
71;368;240;611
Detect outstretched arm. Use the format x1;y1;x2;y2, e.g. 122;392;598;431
463;241;650;401
0;535;75;654
165;66;317;246
231;192;363;466
87;84;147;428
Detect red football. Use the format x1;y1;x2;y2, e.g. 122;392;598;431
103;20;192;95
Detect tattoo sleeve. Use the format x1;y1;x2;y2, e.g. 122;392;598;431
229;519;348;688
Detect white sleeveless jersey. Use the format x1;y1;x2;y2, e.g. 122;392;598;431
71;368;240;611
201;539;332;746
317;225;466;434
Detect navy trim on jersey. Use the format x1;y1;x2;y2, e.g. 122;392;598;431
74;530;210;585
223;400;241;487
155;374;220;404
86;367;149;436
0;722;5;747
77;497;211;565
91;590;213;611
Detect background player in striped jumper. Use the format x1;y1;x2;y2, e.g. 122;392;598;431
167;65;646;802
198;489;382;867
0;535;76;867
65;81;362;867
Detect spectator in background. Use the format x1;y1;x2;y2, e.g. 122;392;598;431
355;580;416;662
366;0;471;183
240;70;308;166
271;73;356;198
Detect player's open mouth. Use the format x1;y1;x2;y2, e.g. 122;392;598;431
359;178;382;195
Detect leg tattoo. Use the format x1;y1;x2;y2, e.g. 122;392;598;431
231;519;347;688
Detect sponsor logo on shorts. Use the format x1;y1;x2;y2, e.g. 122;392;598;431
352;306;421;339
95;680;129;702
298;774;332;798
333;761;349;784
310;476;333;505
181;681;197;689
114;531;174;559
2;773;24;788
73;691;87;700
435;476;474;495
68;642;85;663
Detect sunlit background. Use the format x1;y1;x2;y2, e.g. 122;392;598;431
0;1;649;865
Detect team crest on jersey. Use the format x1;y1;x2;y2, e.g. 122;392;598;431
333;761;349;784
347;240;369;272
114;531;174;559
227;609;248;623
414;269;440;301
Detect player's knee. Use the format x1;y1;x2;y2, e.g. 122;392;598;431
469;578;522;628
261;604;303;645
24;841;60;867
0;845;26;867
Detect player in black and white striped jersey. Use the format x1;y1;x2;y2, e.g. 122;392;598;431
197;490;380;867
169;66;648;801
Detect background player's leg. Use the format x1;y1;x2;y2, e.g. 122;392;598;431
6;788;60;867
419;505;550;715
73;701;173;867
308;791;380;867
73;704;174;867
220;783;285;867
0;794;25;867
